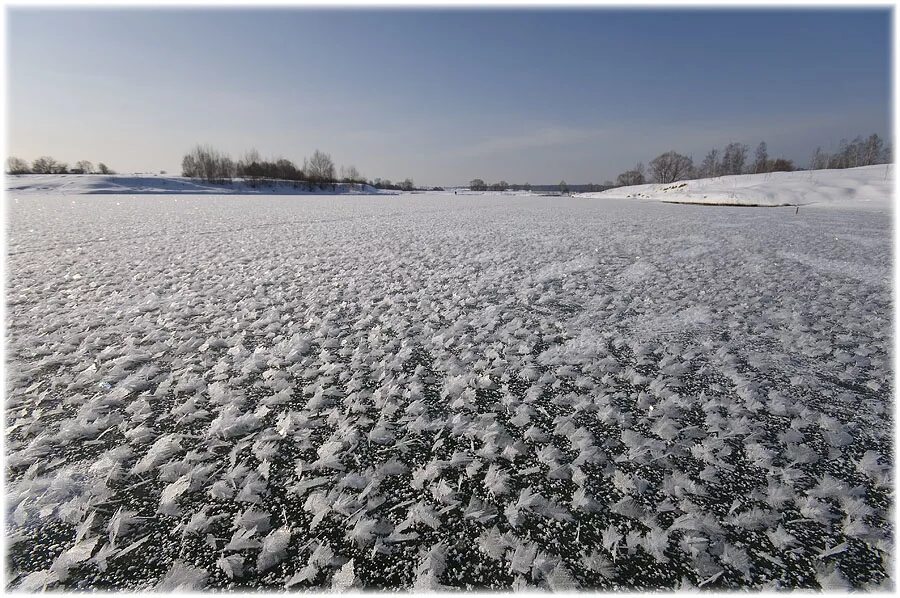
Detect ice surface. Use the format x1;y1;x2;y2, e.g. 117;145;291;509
4;188;893;590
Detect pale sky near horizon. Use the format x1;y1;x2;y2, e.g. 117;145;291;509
6;8;892;186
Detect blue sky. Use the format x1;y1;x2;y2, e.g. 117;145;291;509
7;8;892;186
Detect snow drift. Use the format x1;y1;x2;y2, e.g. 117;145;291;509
5;174;389;195
578;164;893;208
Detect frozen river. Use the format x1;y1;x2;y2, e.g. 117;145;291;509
5;192;893;590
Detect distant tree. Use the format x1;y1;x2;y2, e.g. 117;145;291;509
753;142;769;173
52;162;69;174
809;147;828;170
6;156;29;174
32;156;59;174
75;160;94;174
699;148;720;178
649;151;693;183
274;158;299;180
828;139;846;168
559;180;569;194
469;178;486;191
400;178;415;191
827;137;866;169
862;134;886;166
221;156;235;181
244;149;262;167
721;142;748;175
233;151;308;185
97;162;112;174
340;165;363;183
182;145;233;183
769;158;795;172
616;162;646;187
616;171;639;186
182;154;197;178
237;149;262;182
305;150;335;184
851;138;863;166
845;136;864;168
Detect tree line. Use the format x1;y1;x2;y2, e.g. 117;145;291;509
467;133;891;191
181;144;420;191
468;179;534;192
6;156;113;175
614;133;891;186
468;179;613;193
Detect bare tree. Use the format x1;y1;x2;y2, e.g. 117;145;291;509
699;148;720;178
340;165;363;183
862;134;885;166
182;145;233;183
770;158;795;172
616;162;646;187
243;148;261;167
559;180;569;194
809;147;828;170
6;156;29;174
75;160;94;174
469;178;486;191
828;138;853;169
305;150;335;184
97;162;112;174
32;156;59;174
649;151;693;183
237;149;262;182
753;142;768;173
721;142;748;175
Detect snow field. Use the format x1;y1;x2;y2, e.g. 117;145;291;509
578;164;893;208
5;192;893;590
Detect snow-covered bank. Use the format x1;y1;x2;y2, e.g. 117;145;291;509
5;174;390;195
577;164;893;208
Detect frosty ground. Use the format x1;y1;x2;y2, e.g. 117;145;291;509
5;185;893;590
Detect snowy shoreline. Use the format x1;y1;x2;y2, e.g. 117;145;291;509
7;164;894;207
5;174;393;196
577;164;893;209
